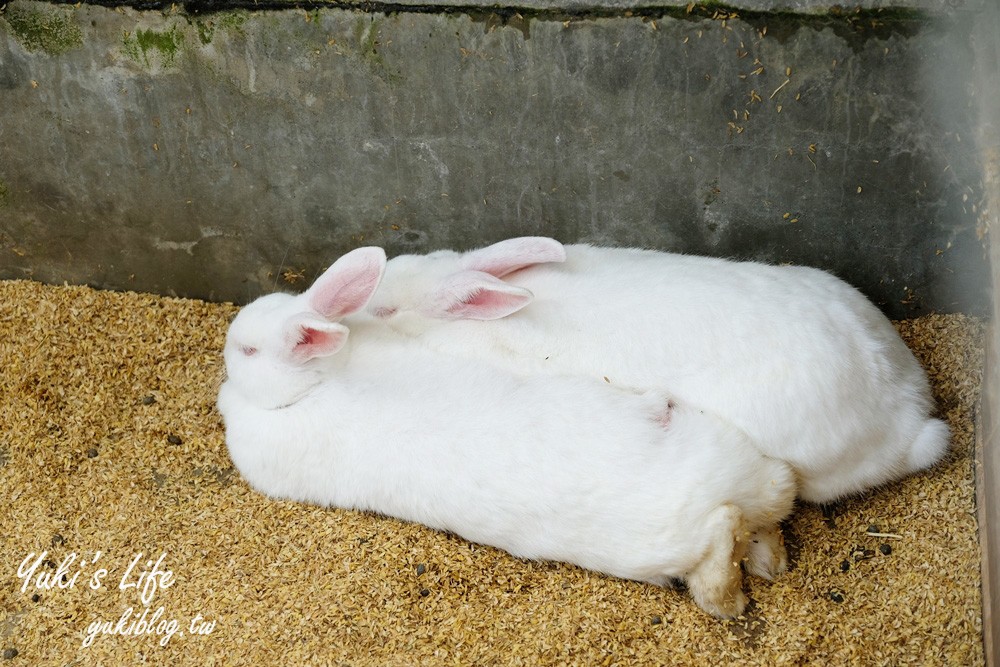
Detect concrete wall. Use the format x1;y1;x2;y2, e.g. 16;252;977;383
0;0;995;316
974;0;1000;662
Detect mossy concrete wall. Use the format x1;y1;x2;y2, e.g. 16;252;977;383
0;0;996;316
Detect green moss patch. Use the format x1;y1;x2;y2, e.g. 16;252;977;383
352;16;401;85
122;25;184;68
3;6;83;55
193;11;250;45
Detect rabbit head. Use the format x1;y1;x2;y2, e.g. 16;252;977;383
222;247;386;410
369;237;565;321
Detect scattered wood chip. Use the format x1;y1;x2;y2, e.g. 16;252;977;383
0;281;985;665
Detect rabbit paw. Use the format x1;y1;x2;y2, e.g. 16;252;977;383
745;524;788;580
687;503;750;619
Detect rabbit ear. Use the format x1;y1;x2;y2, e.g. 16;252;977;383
306;247;387;319
459;237;565;278
423;271;533;320
283;314;349;362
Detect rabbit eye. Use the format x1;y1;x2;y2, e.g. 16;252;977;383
239;345;258;357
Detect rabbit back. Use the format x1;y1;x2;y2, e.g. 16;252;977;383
372;243;944;502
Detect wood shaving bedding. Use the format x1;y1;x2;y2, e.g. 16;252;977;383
0;280;986;665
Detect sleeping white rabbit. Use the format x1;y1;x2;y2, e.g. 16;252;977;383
364;237;949;503
216;247;796;619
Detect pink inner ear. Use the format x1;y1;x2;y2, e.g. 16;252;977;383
428;271;533;320
292;325;346;360
310;267;381;319
446;288;530;320
297;328;322;346
307;248;386;319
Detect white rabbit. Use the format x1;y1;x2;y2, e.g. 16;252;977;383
364;238;949;503
216;247;796;619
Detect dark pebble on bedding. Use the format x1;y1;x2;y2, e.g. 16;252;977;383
86;448;98;458
651;616;663;625
415;563;426;577
879;544;892;556
419;588;430;597
853;547;876;562
51;534;64;546
167;434;183;445
30;594;39;603
867;525;880;534
829;591;845;604
2;648;17;660
141;395;156;405
840;559;851;573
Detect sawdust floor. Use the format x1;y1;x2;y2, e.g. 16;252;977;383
0;279;987;665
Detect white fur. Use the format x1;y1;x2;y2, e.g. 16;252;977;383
217;247;796;618
367;241;949;503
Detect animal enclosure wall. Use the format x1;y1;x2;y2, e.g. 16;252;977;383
1;0;998;664
0;0;994;317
